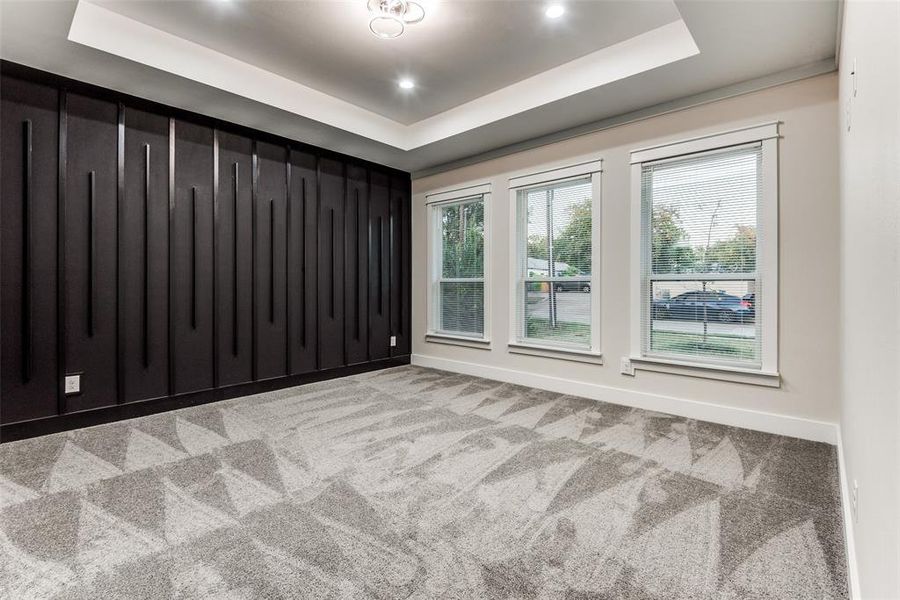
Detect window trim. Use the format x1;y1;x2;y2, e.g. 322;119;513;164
425;183;491;344
508;159;602;360
629;123;779;381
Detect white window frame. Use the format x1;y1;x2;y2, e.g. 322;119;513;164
629;123;780;386
508;159;603;363
425;182;491;348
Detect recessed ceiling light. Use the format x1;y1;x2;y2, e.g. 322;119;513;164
545;5;565;19
398;78;415;90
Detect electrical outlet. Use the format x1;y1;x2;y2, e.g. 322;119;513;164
620;357;635;376
390;336;397;347
851;480;859;523
64;374;81;395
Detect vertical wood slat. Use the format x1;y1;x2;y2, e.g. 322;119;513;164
355;188;361;341
251;142;258;380
117;102;124;401
167;118;175;396
232;162;239;356
300;177;306;347
212;131;219;389
285;154;291;368
87;169;96;338
190;185;197;330
330;208;336;320
143;144;150;367
57;91;67;414
21;120;33;382
377;216;384;316
269;198;275;324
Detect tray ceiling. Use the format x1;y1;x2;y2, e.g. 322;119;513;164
0;0;838;172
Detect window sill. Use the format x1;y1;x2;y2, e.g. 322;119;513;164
628;356;780;387
508;342;603;364
425;333;491;350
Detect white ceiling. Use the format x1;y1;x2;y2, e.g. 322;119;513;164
93;0;683;125
0;0;839;174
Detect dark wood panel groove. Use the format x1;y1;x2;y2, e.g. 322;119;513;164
87;170;96;337
116;102;124;403
232;161;239;356
21;119;33;382
167;117;175;397
190;186;197;330
212;130;219;389
57;89;66;416
143;143;150;368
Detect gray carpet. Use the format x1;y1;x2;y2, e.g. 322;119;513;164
0;365;848;599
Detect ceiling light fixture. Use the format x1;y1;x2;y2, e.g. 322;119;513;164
368;0;426;39
398;78;415;90
545;4;565;19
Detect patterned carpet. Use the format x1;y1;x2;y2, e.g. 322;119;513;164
0;365;847;599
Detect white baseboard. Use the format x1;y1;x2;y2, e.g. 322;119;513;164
411;353;838;444
836;427;862;599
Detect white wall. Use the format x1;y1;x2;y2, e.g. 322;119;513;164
412;73;840;440
838;0;900;597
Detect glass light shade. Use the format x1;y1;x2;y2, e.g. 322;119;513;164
367;0;423;38
403;1;425;24
369;16;404;39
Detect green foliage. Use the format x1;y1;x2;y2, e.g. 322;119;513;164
651;206;697;273
526;198;592;275
441;202;484;278
651;207;756;274
702;225;756;272
552;199;592;274
527;234;547;262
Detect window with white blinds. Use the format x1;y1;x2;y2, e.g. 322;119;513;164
514;175;596;351
429;196;486;338
640;143;765;368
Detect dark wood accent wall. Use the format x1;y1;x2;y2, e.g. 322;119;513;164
0;62;412;440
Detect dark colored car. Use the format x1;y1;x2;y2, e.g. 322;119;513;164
742;293;756;320
554;280;591;293
652;291;753;323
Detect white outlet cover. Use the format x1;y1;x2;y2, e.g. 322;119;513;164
390;336;397;347
64;374;81;395
620;358;635;376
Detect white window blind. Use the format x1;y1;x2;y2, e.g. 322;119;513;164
641;144;762;367
431;197;485;337
516;177;593;349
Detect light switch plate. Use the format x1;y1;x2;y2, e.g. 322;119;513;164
390;336;397;347
64;374;81;395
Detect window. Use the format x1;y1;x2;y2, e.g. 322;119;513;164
631;123;779;381
426;185;489;342
510;161;601;359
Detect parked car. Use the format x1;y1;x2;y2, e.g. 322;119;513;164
652;291;752;323
742;293;756;320
554;280;591;293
